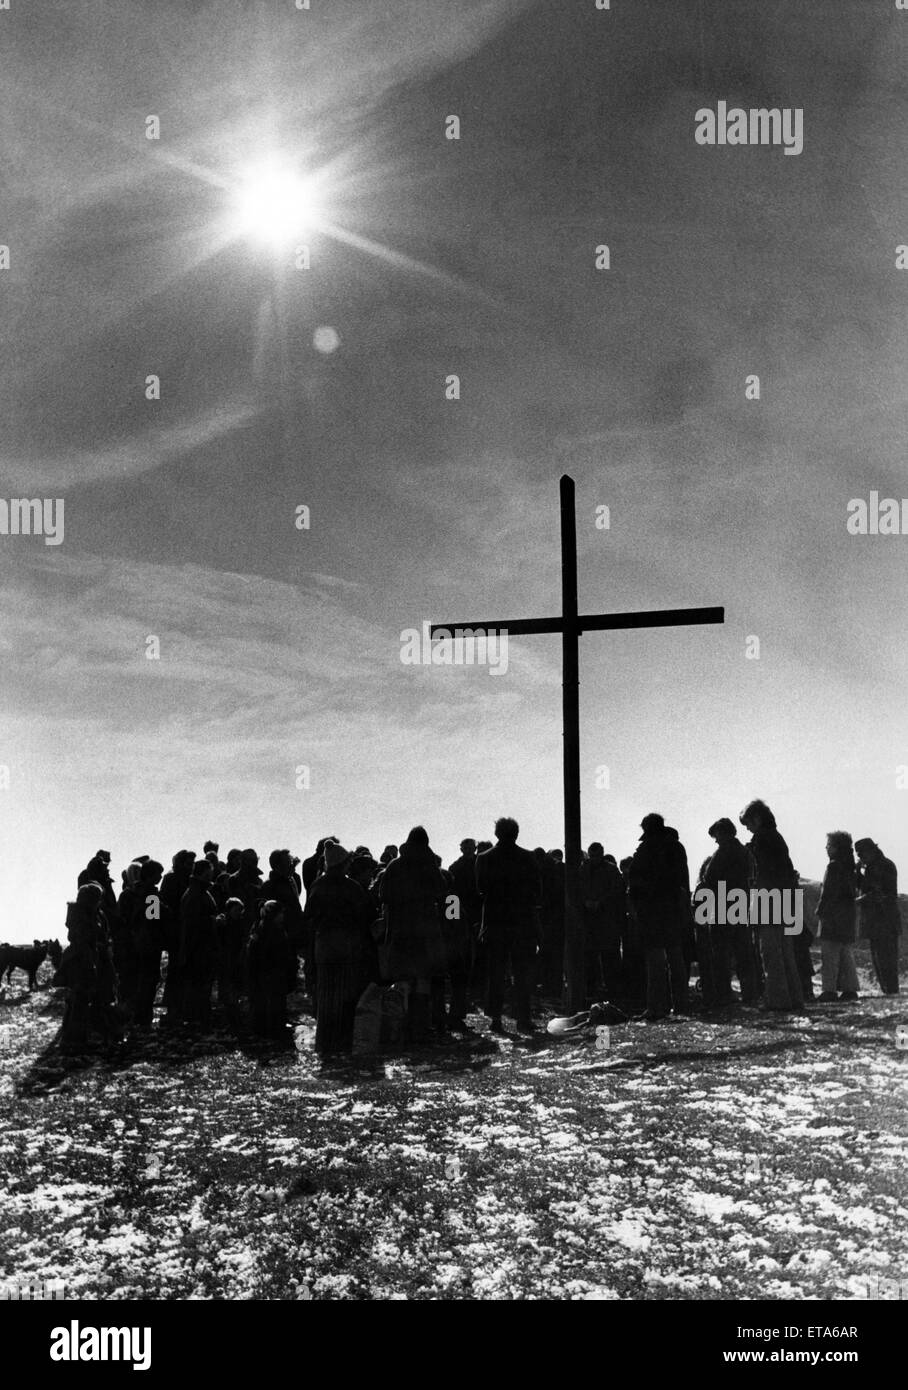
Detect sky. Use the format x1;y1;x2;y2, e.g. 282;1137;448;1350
1;0;907;940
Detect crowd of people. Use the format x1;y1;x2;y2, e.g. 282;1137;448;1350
53;801;901;1055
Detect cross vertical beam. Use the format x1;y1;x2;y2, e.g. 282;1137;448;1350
560;477;584;1013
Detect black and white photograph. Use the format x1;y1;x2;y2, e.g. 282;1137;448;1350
0;0;906;1347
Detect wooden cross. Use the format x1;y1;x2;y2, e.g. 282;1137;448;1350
431;474;724;1013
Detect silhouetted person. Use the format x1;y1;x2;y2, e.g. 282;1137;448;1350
215;897;247;1031
303;838;337;896
132;860;166;1027
666;826;695;989
543;849;566;999
78;851;119;926
179;860;218;1028
446;838;481;1028
247;900;296;1041
579;842;622;1002
161;850;195;1026
532;847;555;997
58;883;106;1051
228;848;264;920
692;853;718;1009
816;831;858;1002
304;841;374;1054
740;799;802;1012
475;817;541;1035
629;813;688;1021
203;841;224;874
855;838;900;995
347;847;379;898
702;818;757;1005
262;849;305;953
113;867;144;1025
379;827;447;1043
618;856;644;1005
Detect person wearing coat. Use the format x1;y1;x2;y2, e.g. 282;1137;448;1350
544;849;567;1001
303;837;338;897
58;883;106;1051
62;880;121;1041
379;826;448;1043
304;842;375;1054
260;850;305;956
448;839;483;1023
702;817;758;1005
131;860;166;1027
816;831;858;1002
628;813;689;1021
579;843;623;1002
179;860;218;1028
739;799;802;1012
475;817;541;1035
160;850;195;1026
617;856;644;1007
227;849;264;924
215;896;247;1031
855;838;900;995
113;869;144;1025
246;900;297;1040
77;851;120;927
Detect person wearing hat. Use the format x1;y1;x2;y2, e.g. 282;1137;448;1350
78;852;119;926
303;842;374;1054
855;838;901;995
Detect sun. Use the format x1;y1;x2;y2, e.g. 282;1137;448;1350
233;162;323;246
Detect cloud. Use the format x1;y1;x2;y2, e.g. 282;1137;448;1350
0;396;260;491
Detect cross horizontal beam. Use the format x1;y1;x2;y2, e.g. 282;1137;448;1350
430;606;724;638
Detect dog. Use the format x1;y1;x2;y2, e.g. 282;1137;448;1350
0;939;59;990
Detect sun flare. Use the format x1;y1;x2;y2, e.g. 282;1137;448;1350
233;162;323;246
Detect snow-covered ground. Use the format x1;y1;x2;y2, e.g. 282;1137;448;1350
1;958;906;1300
